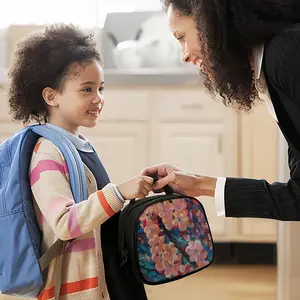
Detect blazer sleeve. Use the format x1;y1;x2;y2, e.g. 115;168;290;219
224;27;300;221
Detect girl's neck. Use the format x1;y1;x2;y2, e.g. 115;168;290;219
47;117;79;136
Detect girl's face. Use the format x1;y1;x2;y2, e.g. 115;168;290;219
43;60;104;134
167;4;203;70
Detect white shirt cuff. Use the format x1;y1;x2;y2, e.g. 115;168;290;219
214;177;226;216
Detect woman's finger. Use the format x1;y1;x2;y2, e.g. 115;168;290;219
153;172;176;190
140;165;160;176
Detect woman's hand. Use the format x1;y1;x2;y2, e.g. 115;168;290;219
141;163;217;197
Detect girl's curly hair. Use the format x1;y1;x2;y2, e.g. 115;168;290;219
8;23;101;124
161;0;300;111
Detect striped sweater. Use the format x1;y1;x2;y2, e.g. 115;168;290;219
29;137;124;300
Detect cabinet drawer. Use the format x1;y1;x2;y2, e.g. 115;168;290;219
101;89;150;121
155;88;224;122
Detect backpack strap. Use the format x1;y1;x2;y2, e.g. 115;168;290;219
30;124;88;299
38;239;67;300
31;124;88;202
38;239;65;272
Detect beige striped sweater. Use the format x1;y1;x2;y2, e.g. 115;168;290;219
29;137;124;300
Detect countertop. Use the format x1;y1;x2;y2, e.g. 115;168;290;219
0;68;204;87
103;68;204;86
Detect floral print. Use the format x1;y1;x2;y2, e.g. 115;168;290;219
137;197;214;283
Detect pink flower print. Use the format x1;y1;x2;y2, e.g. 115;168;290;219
151;241;164;257
162;259;180;278
148;235;165;250
179;263;191;274
173;210;189;231
162;243;177;264
173;198;187;212
155;201;174;230
186;240;206;266
144;224;160;239
200;250;208;262
162;217;174;231
140;206;160;227
149;237;165;265
158;201;174;220
151;243;165;273
152;255;165;272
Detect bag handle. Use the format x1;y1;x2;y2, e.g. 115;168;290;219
152;175;174;195
129;175;173;205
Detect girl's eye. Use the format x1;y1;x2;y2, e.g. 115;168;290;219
83;87;92;92
99;86;104;92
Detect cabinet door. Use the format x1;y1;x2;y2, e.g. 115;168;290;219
80;122;149;184
154;122;233;240
237;103;278;242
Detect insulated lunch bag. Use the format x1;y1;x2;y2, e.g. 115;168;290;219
118;185;214;285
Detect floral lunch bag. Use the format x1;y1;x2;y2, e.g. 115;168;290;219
118;185;214;285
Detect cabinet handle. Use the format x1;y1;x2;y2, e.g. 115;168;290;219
181;103;203;110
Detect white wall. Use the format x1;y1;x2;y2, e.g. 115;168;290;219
0;0;162;28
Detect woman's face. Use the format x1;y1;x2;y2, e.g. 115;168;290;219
167;4;202;70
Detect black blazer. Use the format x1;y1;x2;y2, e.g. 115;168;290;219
225;24;300;221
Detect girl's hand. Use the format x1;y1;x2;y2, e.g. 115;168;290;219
141;163;217;197
117;175;154;200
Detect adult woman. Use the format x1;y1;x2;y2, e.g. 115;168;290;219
142;0;300;221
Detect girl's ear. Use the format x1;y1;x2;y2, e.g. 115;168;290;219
42;87;59;107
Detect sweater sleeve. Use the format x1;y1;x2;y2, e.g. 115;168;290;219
29;138;124;241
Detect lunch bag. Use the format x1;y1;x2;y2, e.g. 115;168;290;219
118;185;214;285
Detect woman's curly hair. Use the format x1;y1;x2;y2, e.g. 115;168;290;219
8;24;101;124
161;0;300;111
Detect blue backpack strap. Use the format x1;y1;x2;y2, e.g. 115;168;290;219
31;124;88;202
30;125;88;298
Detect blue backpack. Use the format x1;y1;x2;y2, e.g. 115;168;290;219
0;124;88;298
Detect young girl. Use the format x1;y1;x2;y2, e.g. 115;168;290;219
7;24;153;300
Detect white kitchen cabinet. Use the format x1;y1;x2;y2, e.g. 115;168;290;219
155;122;230;238
236;102;278;243
151;88;238;241
0;79;278;243
80;122;149;185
